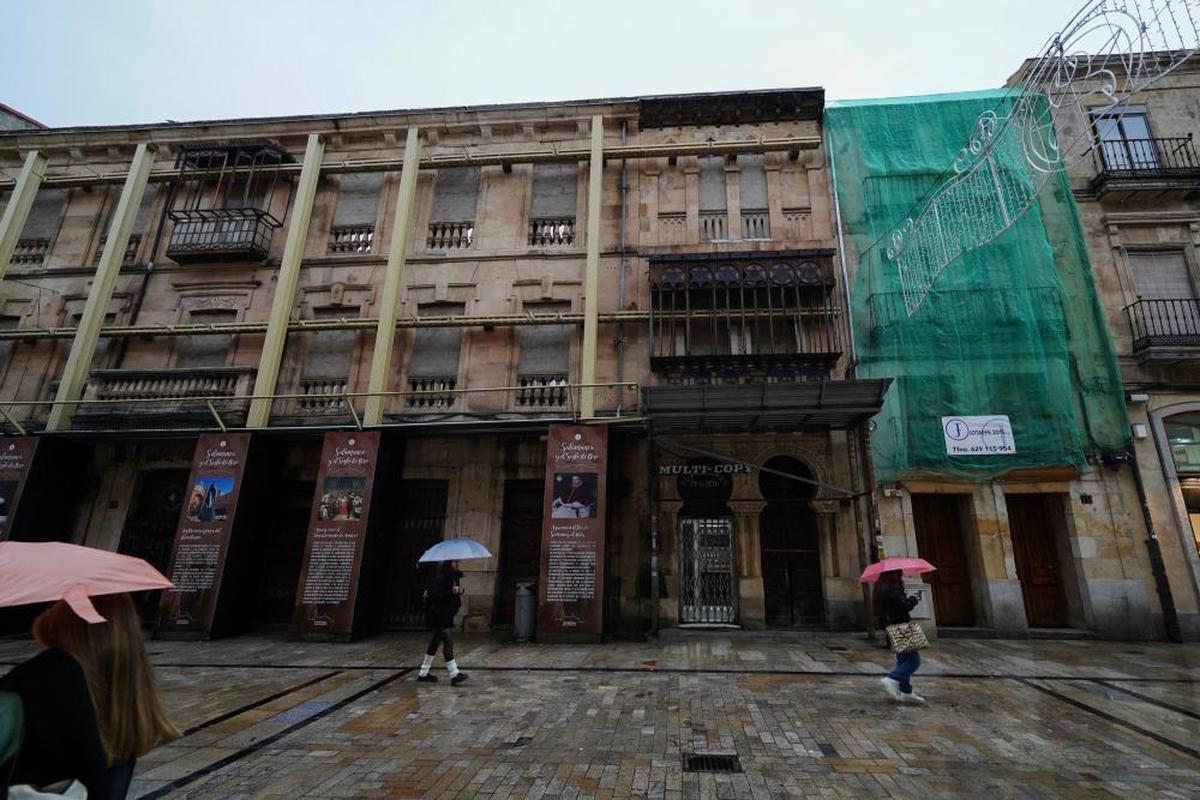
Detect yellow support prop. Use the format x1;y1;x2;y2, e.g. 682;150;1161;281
364;127;422;426
247;133;326;428
580;115;603;418
46;143;156;431
0;150;48;282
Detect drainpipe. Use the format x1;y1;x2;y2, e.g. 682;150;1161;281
616;121;629;414
114;181;175;369
1120;445;1183;642
825;124;858;371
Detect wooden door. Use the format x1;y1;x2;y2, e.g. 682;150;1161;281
383;480;448;629
759;503;823;627
494;479;544;625
1006;494;1069;628
119;469;190;624
910;494;975;626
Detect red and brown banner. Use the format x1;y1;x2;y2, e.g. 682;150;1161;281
293;432;381;639
158;433;251;637
537;424;607;640
0;438;38;542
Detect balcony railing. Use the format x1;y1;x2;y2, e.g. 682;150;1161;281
1127;298;1200;353
328;224;374;254
10;238;48;266
516;374;569;408
72;366;256;428
741;209;770;240
296;377;349;413
700;211;728;242
404;375;458;409
166;209;276;262
427;220;474;250
528;217;575;247
93;234;142;266
1093;136;1200;196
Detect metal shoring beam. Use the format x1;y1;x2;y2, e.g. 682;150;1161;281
580;115;603;418
656;438;860;498
0;307;839;343
247;133;325;428
46;143;157;432
0;150;47;282
0;135;822;190
363;127;421;426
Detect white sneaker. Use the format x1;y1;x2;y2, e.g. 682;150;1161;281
880;677;902;700
900;692;926;704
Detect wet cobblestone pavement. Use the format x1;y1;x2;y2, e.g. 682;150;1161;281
2;632;1198;798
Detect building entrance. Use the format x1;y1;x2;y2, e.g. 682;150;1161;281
384;479;448;629
495;479;544;626
758;456;822;627
678;516;737;624
254;480;313;627
911;494;976;626
1006;493;1070;628
118;469;189;625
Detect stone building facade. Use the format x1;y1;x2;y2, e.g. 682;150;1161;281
0;89;885;637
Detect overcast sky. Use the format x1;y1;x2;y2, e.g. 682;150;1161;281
2;0;1066;128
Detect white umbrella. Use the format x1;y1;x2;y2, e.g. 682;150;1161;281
418;537;492;563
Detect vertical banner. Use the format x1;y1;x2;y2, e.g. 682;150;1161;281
537;425;607;640
0;438;38;541
158;433;251;636
293;432;380;639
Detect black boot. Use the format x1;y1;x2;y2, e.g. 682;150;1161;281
417;673;437;683
451;672;469;686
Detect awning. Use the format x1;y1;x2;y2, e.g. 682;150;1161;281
643;379;891;433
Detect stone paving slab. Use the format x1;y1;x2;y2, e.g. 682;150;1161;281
1;632;1198;798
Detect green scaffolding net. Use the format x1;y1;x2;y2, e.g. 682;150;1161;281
825;89;1130;484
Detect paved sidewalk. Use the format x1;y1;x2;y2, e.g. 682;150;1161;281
2;632;1198;798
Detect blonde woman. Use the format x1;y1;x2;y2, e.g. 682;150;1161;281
1;592;178;799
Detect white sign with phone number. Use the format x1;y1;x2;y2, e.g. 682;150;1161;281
941;415;1016;455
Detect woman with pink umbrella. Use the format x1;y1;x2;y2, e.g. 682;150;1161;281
0;541;180;798
860;557;936;705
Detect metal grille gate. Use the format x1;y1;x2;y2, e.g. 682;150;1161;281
679;517;737;624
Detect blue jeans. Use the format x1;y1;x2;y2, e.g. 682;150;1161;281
889;650;921;694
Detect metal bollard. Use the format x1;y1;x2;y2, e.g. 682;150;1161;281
514;582;536;642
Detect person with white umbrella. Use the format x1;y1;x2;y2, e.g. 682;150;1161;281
416;538;491;686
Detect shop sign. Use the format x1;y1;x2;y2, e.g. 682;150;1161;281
293;432;381;639
158;433;251;636
0;438;38;541
666;457;748;502
941;415;1016;455
537;425;607;640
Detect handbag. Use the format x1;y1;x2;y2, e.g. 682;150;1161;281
885;621;929;653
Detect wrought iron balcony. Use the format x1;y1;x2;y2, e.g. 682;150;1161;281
649;254;842;382
1091;136;1200;196
166;209;276;262
1127;298;1200;360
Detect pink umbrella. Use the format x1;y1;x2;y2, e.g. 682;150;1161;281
0;541;172;624
859;557;936;584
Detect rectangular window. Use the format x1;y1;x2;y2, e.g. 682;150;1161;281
699;156;728;241
329;173;383;254
175;309;236;368
518;302;571;375
408;303;465;378
0;314;21;377
529;164;577;246
428;168;479;250
303;308;357;380
737;154;770;240
1094;110;1157;170
1129;251;1194;299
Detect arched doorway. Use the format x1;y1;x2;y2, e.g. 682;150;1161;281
759;456;823;627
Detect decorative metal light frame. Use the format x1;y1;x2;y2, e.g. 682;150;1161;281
885;0;1200;316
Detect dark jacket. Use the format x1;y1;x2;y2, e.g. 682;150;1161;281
873;582;918;627
427;567;463;630
0;648;132;800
